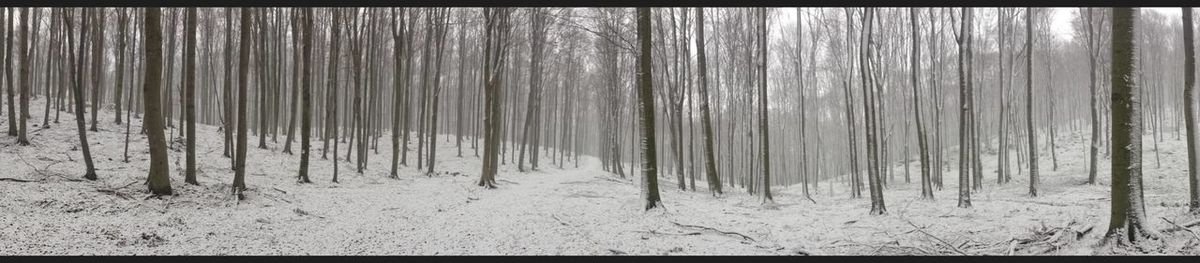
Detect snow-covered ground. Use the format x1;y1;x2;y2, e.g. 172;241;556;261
1;98;1198;255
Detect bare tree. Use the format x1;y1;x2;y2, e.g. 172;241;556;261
298;7;314;184
955;7;974;208
233;7;252;199
479;7;512;189
183;7;199;185
695;7;722;196
1102;7;1159;247
1182;7;1200;214
910;7;933;200
636;7;663;210
1026;7;1039;197
143;7;173;196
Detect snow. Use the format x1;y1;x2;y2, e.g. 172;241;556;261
2;97;1199;255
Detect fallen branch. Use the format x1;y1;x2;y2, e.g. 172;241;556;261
596;176;631;184
1161;218;1200;233
0;178;39;183
634;229;703;237
671;221;756;242
903;220;968;255
1006;239;1018;255
607;248;627;255
97;189;133;200
1162;217;1200;242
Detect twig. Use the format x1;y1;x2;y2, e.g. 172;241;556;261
671;221;756;242
1162;217;1200;242
903;220;968;255
0;178;39;183
551;214;570;226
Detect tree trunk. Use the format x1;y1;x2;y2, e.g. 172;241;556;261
911;8;933;200
1026;8;1039;197
636;7;663;211
143;7;173;196
183;7;198;185
298;7;314;184
233;8;252;199
1182;7;1200;214
695;7;722;196
956;7;973;208
1103;7;1160;246
16;7;30;145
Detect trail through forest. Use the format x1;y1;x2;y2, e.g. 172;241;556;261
2;98;1200;255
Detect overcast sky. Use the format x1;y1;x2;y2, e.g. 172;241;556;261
772;8;1183;43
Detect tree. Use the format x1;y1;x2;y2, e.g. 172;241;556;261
636;7;663;211
1026;8;1039;197
4;8;15;137
862;7;885;215
183;7;199;185
1102;7;1160;247
298;7;314;184
426;8;451;175
695;7;721;196
16;7;30;145
234;7;252;199
1182;7;1200;214
479;7;512;189
910;7;933;200
326;8;342;183
1083;7;1102;185
756;7;773;205
518;7;550;173
89;9;105;132
389;7;408;178
223;8;235;160
955;7;974;209
144;7;173;196
114;9;129;125
282;9;301;155
60;8;97;181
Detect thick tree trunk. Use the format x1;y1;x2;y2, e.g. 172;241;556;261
298;7;314;184
695;7;722;196
1182;7;1200;214
636;7;663;211
183;8;198;185
911;8;933;200
1103;8;1160;246
143;7;173;195
233;8;252;199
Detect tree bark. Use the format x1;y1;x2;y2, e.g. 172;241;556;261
1103;7;1160;246
143;7;173;196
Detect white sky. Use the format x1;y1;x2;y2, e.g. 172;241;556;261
774;8;1183;43
1048;7;1178;41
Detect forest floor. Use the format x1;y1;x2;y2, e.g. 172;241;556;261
2;98;1200;255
